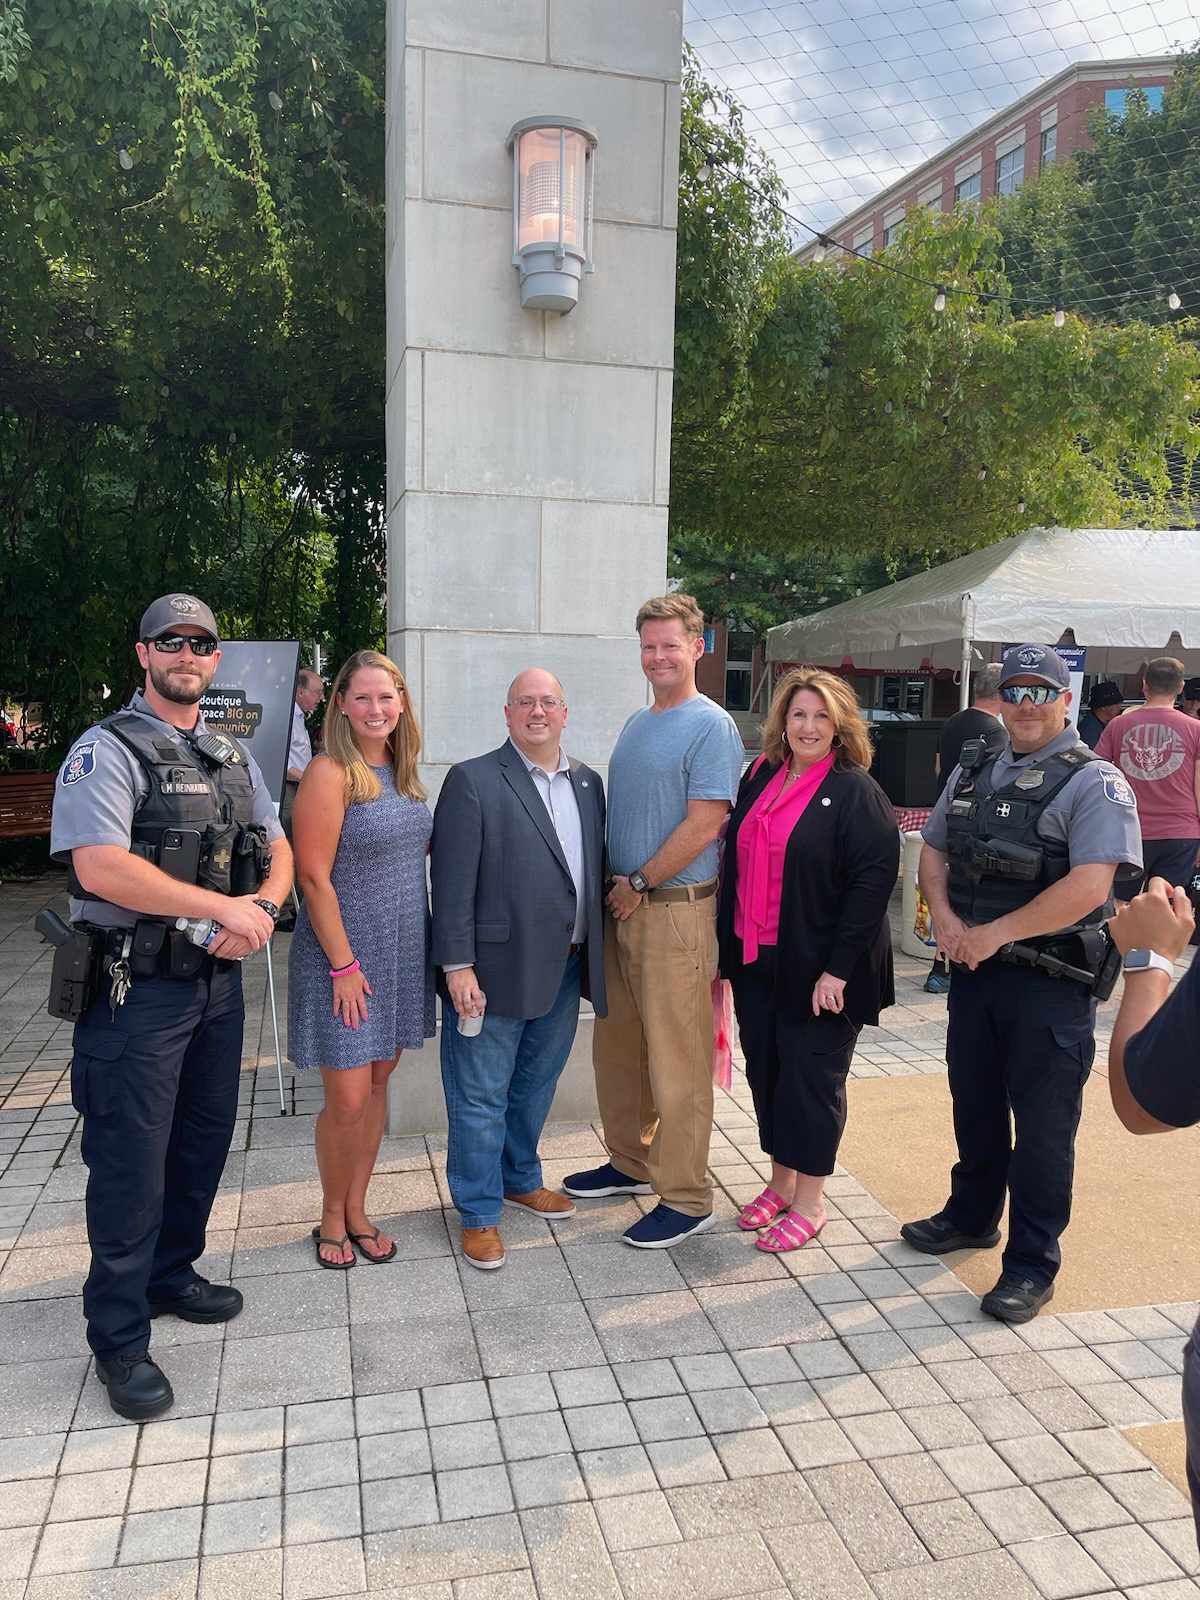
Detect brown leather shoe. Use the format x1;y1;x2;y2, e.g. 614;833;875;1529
503;1187;577;1219
461;1226;506;1270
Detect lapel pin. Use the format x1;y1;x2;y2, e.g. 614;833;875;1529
821;797;831;806
580;779;588;787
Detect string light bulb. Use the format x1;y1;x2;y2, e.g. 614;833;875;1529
933;286;947;313
883;400;893;414
1054;307;1065;328
1168;289;1182;311
697;162;713;183
813;235;829;264
977;466;988;481
117;145;133;171
1017;500;1026;514
268;90;283;112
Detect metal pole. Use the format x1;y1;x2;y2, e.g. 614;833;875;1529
959;592;974;711
263;939;288;1116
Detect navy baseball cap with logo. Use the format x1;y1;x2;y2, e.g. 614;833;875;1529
998;644;1071;691
139;593;220;643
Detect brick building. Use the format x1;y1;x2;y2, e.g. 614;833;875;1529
795;56;1174;263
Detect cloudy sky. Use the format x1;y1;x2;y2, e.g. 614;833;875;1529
685;0;1197;236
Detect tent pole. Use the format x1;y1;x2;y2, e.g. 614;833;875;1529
959;593;973;711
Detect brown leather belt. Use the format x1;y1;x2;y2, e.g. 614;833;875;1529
645;879;717;904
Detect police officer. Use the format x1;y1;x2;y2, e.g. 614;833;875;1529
50;594;293;1419
902;644;1141;1323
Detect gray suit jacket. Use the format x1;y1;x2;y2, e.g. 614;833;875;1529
430;742;607;1021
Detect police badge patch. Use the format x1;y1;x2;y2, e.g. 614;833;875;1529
61;743;96;784
1102;772;1137;807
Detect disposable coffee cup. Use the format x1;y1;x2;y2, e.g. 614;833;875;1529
457;1004;485;1038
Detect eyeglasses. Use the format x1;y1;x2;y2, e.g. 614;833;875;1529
511;696;564;712
145;634;219;656
1000;684;1061;705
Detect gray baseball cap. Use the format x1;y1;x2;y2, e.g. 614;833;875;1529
139;593;220;643
998;644;1071;691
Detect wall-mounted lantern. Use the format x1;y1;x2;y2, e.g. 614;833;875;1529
505;116;598;314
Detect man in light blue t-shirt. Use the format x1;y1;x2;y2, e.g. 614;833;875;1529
565;594;745;1248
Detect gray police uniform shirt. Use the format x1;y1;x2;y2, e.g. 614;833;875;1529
51;690;284;930
922;723;1142;923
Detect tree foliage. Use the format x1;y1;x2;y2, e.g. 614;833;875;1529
671;51;1200;576
0;0;387;755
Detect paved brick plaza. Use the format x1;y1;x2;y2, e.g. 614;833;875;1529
1;875;1198;1599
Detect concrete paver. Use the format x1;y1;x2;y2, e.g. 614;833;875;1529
1;875;1198;1598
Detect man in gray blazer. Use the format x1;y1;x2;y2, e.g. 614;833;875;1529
431;669;607;1270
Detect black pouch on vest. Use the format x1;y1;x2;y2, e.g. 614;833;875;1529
201;822;237;894
130;920;168;978
167;929;208;979
230;827;270;895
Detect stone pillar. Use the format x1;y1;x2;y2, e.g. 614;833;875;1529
385;1;683;1133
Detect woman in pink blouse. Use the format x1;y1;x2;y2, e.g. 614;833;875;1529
716;669;899;1251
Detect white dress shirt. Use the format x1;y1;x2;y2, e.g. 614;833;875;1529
510;740;587;944
288;701;313;778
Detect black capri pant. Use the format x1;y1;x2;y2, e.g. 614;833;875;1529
730;947;860;1176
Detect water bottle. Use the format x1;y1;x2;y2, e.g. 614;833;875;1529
176;917;221;949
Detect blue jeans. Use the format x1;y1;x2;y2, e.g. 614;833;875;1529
440;953;581;1227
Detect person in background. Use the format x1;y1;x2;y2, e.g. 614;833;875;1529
1097;657;1200;898
431;670;607;1271
1078;681;1124;750
717;669;898;1252
1104;877;1199;1541
564;593;744;1249
287;650;435;1269
1180;677;1200;721
278;669;324;928
924;664;1006;994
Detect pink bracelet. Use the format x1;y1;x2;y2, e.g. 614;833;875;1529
329;958;360;979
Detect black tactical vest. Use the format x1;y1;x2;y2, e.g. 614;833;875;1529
945;737;1102;928
67;709;267;905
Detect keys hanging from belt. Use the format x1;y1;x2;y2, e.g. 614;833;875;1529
109;931;133;1020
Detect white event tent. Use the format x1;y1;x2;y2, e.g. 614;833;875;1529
766;528;1200;709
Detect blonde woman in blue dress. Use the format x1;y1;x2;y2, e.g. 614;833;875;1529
288;650;435;1268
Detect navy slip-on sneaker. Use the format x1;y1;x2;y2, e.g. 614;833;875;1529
562;1162;654;1199
623;1203;715;1249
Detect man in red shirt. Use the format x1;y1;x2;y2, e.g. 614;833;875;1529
1097;657;1200;896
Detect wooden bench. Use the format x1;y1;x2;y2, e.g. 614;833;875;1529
0;773;56;839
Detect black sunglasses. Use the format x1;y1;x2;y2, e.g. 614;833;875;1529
145;634;219;656
1000;684;1061;705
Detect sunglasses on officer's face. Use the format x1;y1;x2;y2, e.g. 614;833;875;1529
1000;684;1062;705
145;634;219;656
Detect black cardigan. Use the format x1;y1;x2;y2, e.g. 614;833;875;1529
717;759;900;1027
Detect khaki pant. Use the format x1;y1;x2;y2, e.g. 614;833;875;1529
592;889;717;1216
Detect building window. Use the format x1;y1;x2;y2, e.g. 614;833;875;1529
1040;124;1057;165
1104;86;1165;117
724;632;756;713
853;228;874;258
954;171;980;206
995;145;1024;195
882;219;902;248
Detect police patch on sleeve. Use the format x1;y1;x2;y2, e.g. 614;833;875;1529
61;743;96;785
1102;770;1136;807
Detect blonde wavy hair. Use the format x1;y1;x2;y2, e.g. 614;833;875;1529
761;668;873;772
322;650;426;805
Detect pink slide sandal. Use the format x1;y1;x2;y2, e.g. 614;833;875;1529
756;1212;826;1253
737;1187;789;1232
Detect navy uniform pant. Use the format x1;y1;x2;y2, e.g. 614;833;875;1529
70;962;244;1358
943;959;1095;1287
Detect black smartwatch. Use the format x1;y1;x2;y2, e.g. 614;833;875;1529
628;869;651;895
254;898;281;923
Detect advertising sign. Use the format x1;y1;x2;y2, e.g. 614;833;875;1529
201;641;301;805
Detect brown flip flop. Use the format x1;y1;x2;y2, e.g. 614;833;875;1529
348;1227;398;1265
311;1227;355;1270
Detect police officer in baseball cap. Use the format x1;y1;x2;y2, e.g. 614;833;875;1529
49;594;293;1418
901;645;1141;1322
